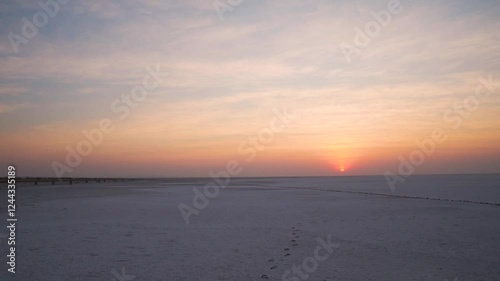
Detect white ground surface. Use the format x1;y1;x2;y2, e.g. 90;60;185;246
1;175;499;281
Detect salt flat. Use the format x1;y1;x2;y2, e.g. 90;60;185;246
2;175;500;281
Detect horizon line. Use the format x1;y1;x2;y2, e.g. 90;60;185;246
6;172;500;180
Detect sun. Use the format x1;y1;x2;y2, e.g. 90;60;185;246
339;167;346;173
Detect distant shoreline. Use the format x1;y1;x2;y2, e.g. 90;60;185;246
3;173;500;186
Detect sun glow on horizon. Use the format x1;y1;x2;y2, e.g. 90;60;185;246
340;166;346;173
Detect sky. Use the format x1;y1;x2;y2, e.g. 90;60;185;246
0;0;499;178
